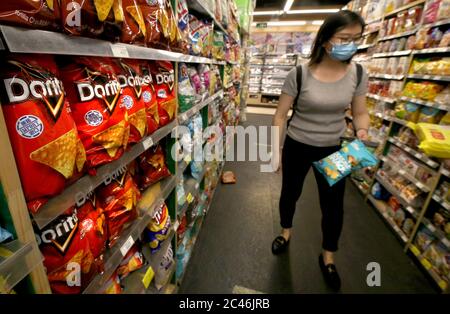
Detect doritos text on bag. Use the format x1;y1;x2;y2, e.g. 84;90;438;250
0;54;86;214
59;56;130;174
149;61;176;126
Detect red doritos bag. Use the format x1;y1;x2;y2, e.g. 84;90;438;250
0;54;86;214
35;199;107;294
0;0;60;30
112;59;150;144
136;144;171;190
149;60;176;127
120;0;147;45
59;56;130;175
96;171;140;247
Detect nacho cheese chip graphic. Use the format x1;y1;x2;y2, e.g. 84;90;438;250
94;0;115;22
126;5;147;37
75;138;87;173
30;129;77;179
129;108;147;138
113;0;124;22
46;0;54;10
93;121;127;158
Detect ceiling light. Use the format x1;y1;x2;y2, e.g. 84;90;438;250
283;0;294;12
251;10;283;16
286;9;340;14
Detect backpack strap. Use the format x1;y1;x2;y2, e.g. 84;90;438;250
356;63;363;90
286;64;303;126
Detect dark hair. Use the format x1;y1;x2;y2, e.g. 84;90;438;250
309;10;365;65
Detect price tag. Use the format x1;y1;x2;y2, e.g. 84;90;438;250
427;223;436;233
416;182;425;190
142;266;155;289
120;236;135;256
443;202;450;211
195;183;199;190
184;154;192;164
110;44;129;58
438;280;448;291
435;76;442;80
443;169;450;177
143;137;154;150
180;113;188;122
421;258;432;270
414;153;422;159
399;169;405;175
410;245;420;256
186;193;194;204
407;207;415;215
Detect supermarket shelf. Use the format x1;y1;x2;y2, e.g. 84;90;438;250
261;92;281;96
0;240;42;293
409;245;449;291
383;0;426;18
0;25;221;64
421;217;450;250
263;64;296;67
261;83;284;87
83;176;176;294
367;93;396;103
178;90;224;124
380;156;431;192
413;47;450;55
374;173;420;214
350;178;368;196
390;117;408;125
387;137;440;168
32;120;177;230
357;43;375;50
398;96;449;111
366;18;383;25
369;73;405;80
432;194;450;211
372;50;412;58
363;28;380;36
367;195;409;243
441;168;450;178
407;74;450;82
422;18;450;28
177;169;207;221
379;29;418;41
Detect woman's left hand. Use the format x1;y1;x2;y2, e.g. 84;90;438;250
356;129;368;141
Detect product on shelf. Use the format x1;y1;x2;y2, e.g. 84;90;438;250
1;54;86;214
437;181;450;201
100;271;122;294
177;0;190;53
97;171;140;247
410;57;450;76
418;106;443;123
314;140;378;186
435;86;450;105
401;183;422;204
178;63;196;113
0;1;60;30
188;14;213;57
433;208;450;237
403;218;415;236
416;226;437;252
394;102;421;122
198;64;211;98
188;114;204;180
149;60;176;126
142;202;171;254
36;202;107;294
117;243;145;279
135;144;171;190
213;31;226;60
177;178;187;207
59;56;129;175
154;243;174;290
402;81;445;101
410;122;450;158
423;241;450;282
188;65;205;100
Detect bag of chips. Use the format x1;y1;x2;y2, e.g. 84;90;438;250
177;0;190;53
154;243;174;290
409;122;450;158
178;63;196;113
1;54;86;213
313;140;378;186
35;201;107;294
117;243;145;279
59;56;130;175
112;59;149;144
149;61;176;126
136;144;171;190
0;0;60;30
100;271;122;294
143;203;171;254
97;171;140;247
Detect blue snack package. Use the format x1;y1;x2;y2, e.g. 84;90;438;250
0;227;13;243
313;140;378;186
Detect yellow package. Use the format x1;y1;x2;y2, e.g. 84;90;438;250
408;122;450;158
440;112;450;126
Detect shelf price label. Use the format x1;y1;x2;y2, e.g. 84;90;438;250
142;266;155;289
410;245;420;257
120;235;135;257
421;258;432;270
186;193;194;204
110;44;129;58
143;137;154;150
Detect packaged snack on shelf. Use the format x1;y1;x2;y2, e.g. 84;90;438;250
437;0;450;21
418;107;443;124
389;81;403;97
142;202;171;254
397;57;410;75
150;61;176;126
433;208;449;235
409;122;450;158
394;208;406;227
112;59;148;144
437;181;450;199
406;35;416;50
36;203;107;294
424;0;442;24
188;65;205;99
155;243;174;290
386;58;399;75
117;243;145;279
177;0;190;53
372;182;390;201
439;29;450;47
398;37;407;51
415;227;436;252
178;63;196;113
136;144;171;190
402;81;444;101
423;242;450;279
1;54;86;213
313;140;378;186
97;171;140;247
198;64;211;98
213;31;226;60
401;184;423;206
120;0;147;46
435;86;450;106
0;0;60;30
59;56;129;175
389;39;400;53
177;178;186;207
405;6;423;31
100;271;122;294
402;218;415;236
415;165;435;187
394;102;420;122
415;28;430;50
396;12;407;34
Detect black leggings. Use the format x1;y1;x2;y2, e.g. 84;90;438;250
280;135;345;252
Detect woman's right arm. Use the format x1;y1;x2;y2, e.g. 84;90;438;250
272;93;294;171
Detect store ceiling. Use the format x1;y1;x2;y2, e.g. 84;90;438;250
253;0;349;22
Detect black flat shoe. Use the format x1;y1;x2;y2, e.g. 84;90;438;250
272;236;289;255
319;254;341;291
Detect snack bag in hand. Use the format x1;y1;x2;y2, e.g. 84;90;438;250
313;140;378;186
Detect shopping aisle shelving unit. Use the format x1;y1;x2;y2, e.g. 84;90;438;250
0;0;242;294
346;0;450;293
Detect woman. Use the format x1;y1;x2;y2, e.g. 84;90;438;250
271;10;370;291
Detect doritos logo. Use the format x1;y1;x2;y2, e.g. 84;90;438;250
117;75;153;88
76;80;121;112
155;72;174;90
35;211;79;254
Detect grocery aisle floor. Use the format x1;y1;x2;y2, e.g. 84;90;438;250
179;113;436;294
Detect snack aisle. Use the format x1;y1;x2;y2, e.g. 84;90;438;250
0;0;251;294
345;0;450;292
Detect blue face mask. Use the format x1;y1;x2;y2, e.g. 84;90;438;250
329;42;357;61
